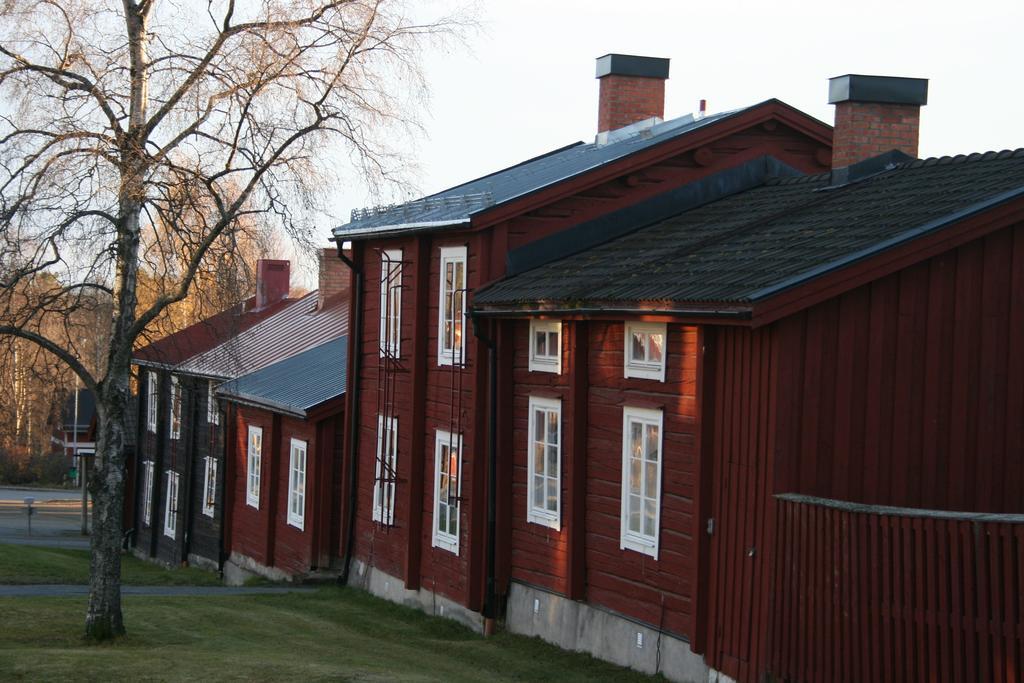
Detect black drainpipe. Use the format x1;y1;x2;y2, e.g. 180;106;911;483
216;401;230;575
337;244;363;585
471;313;499;633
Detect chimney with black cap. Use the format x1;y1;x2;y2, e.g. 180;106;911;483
596;53;670;135
829;74;929;168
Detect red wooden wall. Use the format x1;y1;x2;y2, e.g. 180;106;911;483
773;221;1024;512
771;496;1024;683
702;220;1024;681
227;405;340;576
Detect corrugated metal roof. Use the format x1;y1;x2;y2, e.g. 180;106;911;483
216;337;347;417
134;295;295;367
473;149;1024;309
333;107;749;237
177;290;348;379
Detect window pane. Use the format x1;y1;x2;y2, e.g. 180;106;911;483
645;461;658;498
644;499;656;537
534;442;545;477
546;477;557;512
645;425;659;462
533;475;544;509
632;331;645;361
631;422;643;455
649;333;664;363
630;456;641;492
547;331;559;355
547;411;558;444
454;261;464;289
546;444;558;479
534;330;546;356
534;411;545;444
629;495;641;533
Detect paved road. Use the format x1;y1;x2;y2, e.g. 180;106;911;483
0;487;91;549
0;584;315;597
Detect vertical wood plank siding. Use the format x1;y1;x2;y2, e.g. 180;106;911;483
703;221;1024;680
770;497;1024;683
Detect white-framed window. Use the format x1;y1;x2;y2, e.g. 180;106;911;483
169;375;182;440
143;460;154;525
528;320;562;374
207;380;219;425
164;470;180;539
202;456;217;517
287;438;307;530
624;322;667;381
373;415;398;524
527;397;561;528
246;425;262;509
432;429;462;554
437;246;467;366
379;248;402;358
620;407;663;558
147;371;158;433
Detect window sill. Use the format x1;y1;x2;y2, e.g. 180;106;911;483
620;535;659;560
287;516;304;531
527;512;561;531
245;496;260;510
528;357;561;374
624;364;665;382
432;533;459;555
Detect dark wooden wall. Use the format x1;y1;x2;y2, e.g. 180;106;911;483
702;219;1024;681
773;220;1024;513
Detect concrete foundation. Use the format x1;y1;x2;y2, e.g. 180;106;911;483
346;558;485;633
187;552;219;573
506;582;710;683
223;551;293;585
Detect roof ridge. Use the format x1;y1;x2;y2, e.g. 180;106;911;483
899;148;1024;169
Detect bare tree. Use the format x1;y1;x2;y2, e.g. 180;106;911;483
0;0;458;639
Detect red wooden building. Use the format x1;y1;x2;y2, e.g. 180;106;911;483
330;55;832;629
474;75;1024;681
218;336;346;581
332;60;1024;682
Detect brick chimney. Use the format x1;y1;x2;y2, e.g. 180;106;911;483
317;247;350;310
254;259;290;310
596;54;670;134
829;74;928;169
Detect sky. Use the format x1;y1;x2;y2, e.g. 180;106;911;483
297;0;1022;282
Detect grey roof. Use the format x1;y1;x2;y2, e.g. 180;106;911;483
473;149;1024;311
216;337;347;418
178;291;348;380
333;108;750;238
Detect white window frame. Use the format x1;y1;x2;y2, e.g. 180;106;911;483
202;456;217;518
624;322;667;382
528;320;562;374
169;375;182;440
143;461;154;525
164;470;180;539
246;425;262;509
147;371;158;433
432;429;462;554
379;248;403;358
620;406;663;559
437;246;467;367
527;397;561;529
287;438;307;530
207;380;219;425
373;415;398;524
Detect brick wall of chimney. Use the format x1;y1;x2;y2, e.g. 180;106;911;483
832;102;921;168
255;259;290;310
318;247;350;309
598;74;666;134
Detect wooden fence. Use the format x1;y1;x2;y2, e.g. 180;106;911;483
769;494;1024;682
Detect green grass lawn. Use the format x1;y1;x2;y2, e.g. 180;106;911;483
0;587;661;681
0;543;221;586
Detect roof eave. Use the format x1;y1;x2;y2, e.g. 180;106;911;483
332;217;471;241
471;301;752;321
